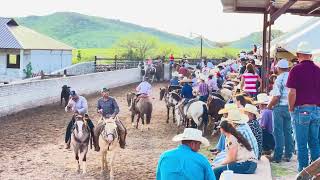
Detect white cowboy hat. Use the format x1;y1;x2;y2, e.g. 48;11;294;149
254;59;262;66
241;104;260;118
231;78;240;83
222;84;233;90
180;77;193;83
297;41;312;55
172;72;179;77
255;93;270;105
220;88;233;101
225;81;235;86
199;75;206;81
172;128;210;147
218;103;238;114
225;109;249;124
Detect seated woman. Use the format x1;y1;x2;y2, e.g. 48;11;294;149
213;120;257;179
242;104;263;159
234;94;253;108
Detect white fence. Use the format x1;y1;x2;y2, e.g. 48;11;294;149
0;68;141;117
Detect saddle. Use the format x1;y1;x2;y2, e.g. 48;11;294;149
180;99;198;118
168;85;182;92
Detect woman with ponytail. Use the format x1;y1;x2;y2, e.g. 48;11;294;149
213;119;257;179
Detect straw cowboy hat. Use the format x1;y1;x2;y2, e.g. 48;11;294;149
223;109;249;125
231;78;240;83
222;84;233;90
241;104;260;118
297;41;312;55
218;103;238;114
172;128;210;147
180;77;193;83
220;88;233;101
255;93;270;105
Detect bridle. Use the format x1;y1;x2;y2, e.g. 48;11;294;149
101;117;119;150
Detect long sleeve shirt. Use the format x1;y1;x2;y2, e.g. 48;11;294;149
97;97;120;117
136;81;152;95
181;84;193;99
65;96;88;115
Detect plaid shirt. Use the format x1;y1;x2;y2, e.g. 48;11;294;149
198;82;209;96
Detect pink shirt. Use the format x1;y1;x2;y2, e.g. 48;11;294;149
242;72;259;93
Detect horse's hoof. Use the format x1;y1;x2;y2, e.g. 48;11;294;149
131;123;135;128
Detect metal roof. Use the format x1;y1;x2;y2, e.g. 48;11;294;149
0;18;73;50
221;0;320;16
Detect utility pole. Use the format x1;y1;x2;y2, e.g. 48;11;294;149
200;36;203;58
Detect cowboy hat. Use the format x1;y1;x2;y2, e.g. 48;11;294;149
255;93;270;105
218;103;238;114
231;78;240;83
275;59;289;68
224;109;249;124
222;84;233;90
172;72;179;77
220;88;233;101
180;77;193;83
254;59;262;66
241;104;260;118
172;128;210;147
297;41;312;55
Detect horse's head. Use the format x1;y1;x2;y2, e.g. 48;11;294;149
126;92;135;107
73;116;89;140
159;87;167;101
101;117;118;143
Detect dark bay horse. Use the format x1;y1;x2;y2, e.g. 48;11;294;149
127;92;153;130
207;95;226;135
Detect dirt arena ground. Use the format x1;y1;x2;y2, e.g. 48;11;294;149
0;82;187;180
0;82;299;180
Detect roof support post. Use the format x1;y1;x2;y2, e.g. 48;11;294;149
262;12;268;93
270;0;297;23
19;49;24;78
308;2;320;14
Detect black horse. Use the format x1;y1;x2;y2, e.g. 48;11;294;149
61;85;71;107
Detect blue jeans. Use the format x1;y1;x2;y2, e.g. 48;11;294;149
199;95;208;102
215;134;226;151
291;106;320;171
272;105;294;161
213;161;257;179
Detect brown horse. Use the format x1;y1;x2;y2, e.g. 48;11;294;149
127;92;153;130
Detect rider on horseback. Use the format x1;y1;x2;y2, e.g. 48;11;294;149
64;90;95;149
131;76;152;111
178;77;194;117
94;88;127;150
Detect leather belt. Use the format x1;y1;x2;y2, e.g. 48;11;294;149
301;104;320;107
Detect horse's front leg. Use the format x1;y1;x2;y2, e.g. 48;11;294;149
109;151;117;180
82;145;88;174
131;113;135;128
172;107;176;123
101;151;106;174
136;114;140;129
166;106;170;123
75;152;80;173
140;114;145;131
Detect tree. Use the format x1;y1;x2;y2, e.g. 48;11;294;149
77;50;82;62
115;33;158;59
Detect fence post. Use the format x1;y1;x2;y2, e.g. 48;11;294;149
94;56;97;72
114;55;118;70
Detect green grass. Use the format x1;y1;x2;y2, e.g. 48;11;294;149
271;163;296;178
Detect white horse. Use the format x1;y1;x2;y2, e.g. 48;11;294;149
99;117;120;180
175;100;209;134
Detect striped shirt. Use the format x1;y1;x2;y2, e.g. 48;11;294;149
198;82;209;96
242;72;259;93
270;72;289;105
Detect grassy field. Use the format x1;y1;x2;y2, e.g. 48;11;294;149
72;47;240;64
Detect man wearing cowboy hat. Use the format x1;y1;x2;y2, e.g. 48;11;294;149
156;128;215;180
267;59;294;163
287;42;320;171
255;94;274;154
178;77;194;117
198;75;209;102
170;72;180;86
95;87;127;150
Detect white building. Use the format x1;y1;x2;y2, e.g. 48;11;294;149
0;18;73;82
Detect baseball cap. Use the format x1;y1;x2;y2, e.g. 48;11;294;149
276;59;289;68
101;87;110;92
70;90;77;97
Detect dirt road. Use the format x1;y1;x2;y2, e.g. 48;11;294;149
0;82;183;180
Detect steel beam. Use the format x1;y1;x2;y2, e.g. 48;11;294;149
270;0;297;23
262;12;268;93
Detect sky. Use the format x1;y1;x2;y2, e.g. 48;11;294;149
0;0;313;42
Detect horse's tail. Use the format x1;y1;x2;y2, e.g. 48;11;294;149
202;104;209;127
146;103;153;124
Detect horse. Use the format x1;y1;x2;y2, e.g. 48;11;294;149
145;66;157;83
296;157;320;180
71;115;91;174
154;62;164;82
207;95;226;135
99;117;120;180
127;92;153;130
175;100;209;135
61;85;70;107
160;87;182;123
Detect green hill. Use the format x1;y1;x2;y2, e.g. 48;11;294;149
16;12;206;48
230;30;284;50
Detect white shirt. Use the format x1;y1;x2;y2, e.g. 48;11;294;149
65;96;88;114
136;81;152;95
